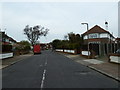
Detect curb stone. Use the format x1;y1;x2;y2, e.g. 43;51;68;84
76;60;120;82
2;60;22;69
1;54;33;69
87;66;120;82
61;53;120;82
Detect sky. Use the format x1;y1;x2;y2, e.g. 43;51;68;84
0;1;119;43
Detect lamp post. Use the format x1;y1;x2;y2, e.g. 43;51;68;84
81;23;90;58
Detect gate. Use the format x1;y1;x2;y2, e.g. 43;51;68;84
89;43;99;55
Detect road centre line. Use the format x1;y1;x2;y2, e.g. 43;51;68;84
40;69;46;89
40;53;48;89
45;61;47;66
45;54;48;66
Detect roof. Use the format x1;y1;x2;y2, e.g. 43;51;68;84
1;31;17;43
82;25;110;35
115;38;120;41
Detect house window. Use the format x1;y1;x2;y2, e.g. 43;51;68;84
89;33;99;39
83;35;88;39
6;39;9;42
100;33;108;38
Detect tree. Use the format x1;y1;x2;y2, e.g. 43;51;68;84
16;40;31;51
64;35;68;40
51;32;84;52
68;32;76;43
15;40;31;55
19;40;31;50
51;39;61;49
23;25;49;46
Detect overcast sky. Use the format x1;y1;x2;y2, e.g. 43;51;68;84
1;1;118;43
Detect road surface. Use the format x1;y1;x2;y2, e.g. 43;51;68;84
2;50;120;88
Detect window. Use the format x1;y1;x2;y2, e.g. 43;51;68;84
89;33;99;39
100;33;108;38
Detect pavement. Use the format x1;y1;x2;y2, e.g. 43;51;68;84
61;53;120;82
0;53;33;69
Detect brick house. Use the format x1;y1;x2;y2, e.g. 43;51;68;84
82;25;115;56
1;31;17;45
115;37;120;51
0;31;17;53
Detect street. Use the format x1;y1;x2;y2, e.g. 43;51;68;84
2;50;119;88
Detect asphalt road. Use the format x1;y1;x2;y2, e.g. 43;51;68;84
2;50;120;88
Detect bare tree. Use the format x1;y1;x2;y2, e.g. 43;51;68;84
23;25;49;46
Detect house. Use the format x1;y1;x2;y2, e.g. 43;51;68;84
0;31;17;59
0;31;17;53
1;31;17;46
115;37;120;51
82;25;115;56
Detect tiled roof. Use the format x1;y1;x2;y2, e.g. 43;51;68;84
82;25;110;35
115;38;120;41
1;31;17;43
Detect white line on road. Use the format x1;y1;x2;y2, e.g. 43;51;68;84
45;54;48;66
40;65;43;67
40;53;48;89
45;61;47;66
40;69;46;89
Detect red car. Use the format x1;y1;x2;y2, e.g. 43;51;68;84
33;44;41;54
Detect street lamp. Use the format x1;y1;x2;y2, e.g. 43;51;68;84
81;23;90;58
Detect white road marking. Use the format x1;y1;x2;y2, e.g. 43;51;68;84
40;69;46;89
45;61;47;66
40;54;48;89
40;65;43;67
45;54;48;66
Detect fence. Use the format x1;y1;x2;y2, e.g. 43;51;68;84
81;51;91;56
0;53;13;59
55;49;76;54
109;54;120;64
